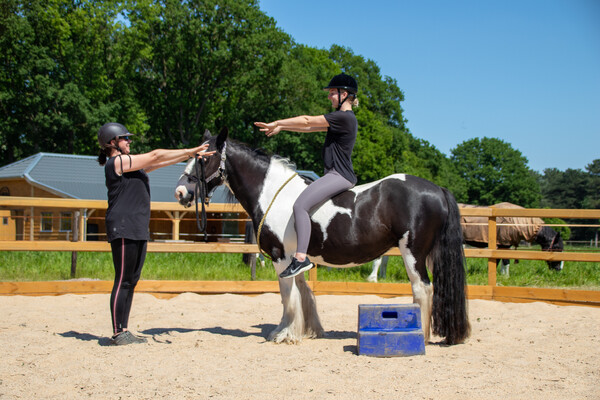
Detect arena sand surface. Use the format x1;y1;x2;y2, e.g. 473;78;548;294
0;292;598;399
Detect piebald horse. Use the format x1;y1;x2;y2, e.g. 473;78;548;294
175;128;470;345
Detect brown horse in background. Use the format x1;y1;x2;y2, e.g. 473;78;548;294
460;202;564;274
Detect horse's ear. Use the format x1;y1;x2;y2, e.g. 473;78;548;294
202;129;212;142
216;127;228;152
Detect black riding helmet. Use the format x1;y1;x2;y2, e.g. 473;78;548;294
98;122;133;149
323;73;358;110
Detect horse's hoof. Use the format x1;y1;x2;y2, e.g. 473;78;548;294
268;328;302;344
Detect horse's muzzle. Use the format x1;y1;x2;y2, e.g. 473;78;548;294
175;185;194;208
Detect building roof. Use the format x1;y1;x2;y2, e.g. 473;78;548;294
0;152;318;203
0;152;234;202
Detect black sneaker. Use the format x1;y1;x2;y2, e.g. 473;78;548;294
111;330;147;345
279;257;314;279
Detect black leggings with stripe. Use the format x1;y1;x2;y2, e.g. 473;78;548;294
110;238;147;335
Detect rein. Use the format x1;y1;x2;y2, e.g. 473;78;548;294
192;141;228;241
256;172;298;261
194;157;208;241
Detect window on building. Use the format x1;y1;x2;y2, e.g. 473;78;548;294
41;212;53;232
2;217;7;225
60;212;72;232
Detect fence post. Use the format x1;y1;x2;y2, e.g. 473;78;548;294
242;222;257;280
70;211;79;278
309;263;318;283
487;216;497;287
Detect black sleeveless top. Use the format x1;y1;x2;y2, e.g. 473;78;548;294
323;110;358;184
104;156;151;242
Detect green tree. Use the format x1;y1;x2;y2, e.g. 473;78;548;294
0;0;125;162
583;160;600;209
451;137;540;206
540;167;589;209
123;0;291;151
539;160;599;241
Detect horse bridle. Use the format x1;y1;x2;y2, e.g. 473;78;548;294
190;141;227;238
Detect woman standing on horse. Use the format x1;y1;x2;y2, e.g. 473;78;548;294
254;73;359;279
97;122;214;345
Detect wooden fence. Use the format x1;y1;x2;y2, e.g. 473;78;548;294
1;197;599;307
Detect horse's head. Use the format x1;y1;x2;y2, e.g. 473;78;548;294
175;127;228;208
539;228;564;271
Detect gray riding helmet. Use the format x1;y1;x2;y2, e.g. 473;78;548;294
98;122;133;149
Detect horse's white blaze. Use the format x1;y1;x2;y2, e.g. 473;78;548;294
183;157;196;175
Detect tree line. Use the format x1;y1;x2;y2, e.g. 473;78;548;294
1;0;597;236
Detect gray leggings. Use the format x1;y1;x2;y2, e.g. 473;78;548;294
293;170;354;255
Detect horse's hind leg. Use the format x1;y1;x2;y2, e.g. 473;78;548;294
399;233;433;343
499;259;510;276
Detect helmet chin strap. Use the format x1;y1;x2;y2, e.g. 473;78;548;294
106;139;122;156
336;89;347;111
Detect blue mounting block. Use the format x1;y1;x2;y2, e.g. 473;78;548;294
357;304;426;357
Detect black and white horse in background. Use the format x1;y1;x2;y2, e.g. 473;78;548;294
175;128;470;345
460;203;564;275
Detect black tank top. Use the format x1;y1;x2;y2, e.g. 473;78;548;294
104;156;151;242
323;110;358;184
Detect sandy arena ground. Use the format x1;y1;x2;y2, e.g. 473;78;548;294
0;292;598;399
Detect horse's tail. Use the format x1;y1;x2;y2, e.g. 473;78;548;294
431;188;471;344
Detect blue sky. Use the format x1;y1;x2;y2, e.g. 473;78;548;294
258;0;599;173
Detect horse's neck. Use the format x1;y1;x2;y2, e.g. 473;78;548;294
223;144;272;216
226;147;301;222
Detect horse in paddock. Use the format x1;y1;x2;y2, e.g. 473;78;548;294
460;202;564;275
175;128;470;345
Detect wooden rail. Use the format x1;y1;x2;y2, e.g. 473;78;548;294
1;197;599;306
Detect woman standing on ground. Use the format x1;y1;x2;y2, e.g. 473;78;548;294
254;73;359;279
97;122;214;345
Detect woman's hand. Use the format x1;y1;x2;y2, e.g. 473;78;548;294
188;143;216;159
254;121;281;137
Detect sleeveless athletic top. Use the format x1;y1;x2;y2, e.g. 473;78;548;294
323;110;358;185
104;156;151;242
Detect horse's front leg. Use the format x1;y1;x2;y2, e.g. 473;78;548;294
366;257;382;283
295;272;324;339
268;261;306;344
268;262;324;344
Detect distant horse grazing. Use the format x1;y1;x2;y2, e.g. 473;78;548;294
460;202;564;275
175;128;470;345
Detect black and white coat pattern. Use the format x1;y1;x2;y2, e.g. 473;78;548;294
176;128;470;345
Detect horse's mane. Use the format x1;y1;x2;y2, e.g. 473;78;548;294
226;137;316;185
228;138;300;175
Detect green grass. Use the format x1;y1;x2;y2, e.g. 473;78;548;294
0;248;598;290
